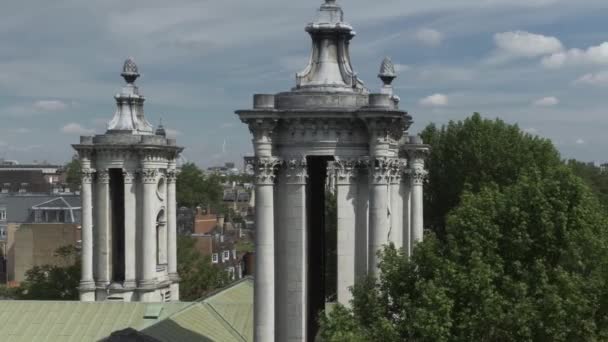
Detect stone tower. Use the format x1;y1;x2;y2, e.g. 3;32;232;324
236;1;429;341
73;59;182;302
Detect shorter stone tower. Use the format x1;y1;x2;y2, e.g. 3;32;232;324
73;59;182;302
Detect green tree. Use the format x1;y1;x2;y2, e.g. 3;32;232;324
17;245;80;300
177;235;230;301
567;159;608;208
64;158;82;191
420;113;561;236
176;163;224;213
321;167;608;341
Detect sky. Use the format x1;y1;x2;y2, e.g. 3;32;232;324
0;0;607;167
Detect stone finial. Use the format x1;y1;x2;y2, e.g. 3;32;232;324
155;118;166;137
121;57;140;84
378;57;397;86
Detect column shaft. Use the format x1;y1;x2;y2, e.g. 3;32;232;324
410;170;425;246
389;179;403;249
79;169;95;301
368;160;391;275
400;176;412;256
355;168;369;280
167;168;179;300
140;168;157;291
123;171;136;287
253;159;277;342
284;160;308;341
336;161;357;306
95;170;111;285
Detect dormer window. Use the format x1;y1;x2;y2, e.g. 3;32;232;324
1;183;9;193
212;253;219;264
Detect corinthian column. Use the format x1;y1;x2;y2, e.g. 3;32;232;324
79;167;95;301
389;162;403;249
335;159;358;305
368;158;392;275
123;170;137;289
282;158;308;341
252;158;279;342
95;169;111;289
166;166;179;300
139;167;158;299
410;168;427;245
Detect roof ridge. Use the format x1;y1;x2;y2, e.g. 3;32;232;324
203;302;247;342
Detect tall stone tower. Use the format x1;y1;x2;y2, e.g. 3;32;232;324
237;1;429;341
73;59;182;302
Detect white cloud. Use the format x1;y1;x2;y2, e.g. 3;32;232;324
574;71;608;86
61;123;94;135
542;42;608;68
533;96;559;106
492;31;563;61
419;93;449;107
394;64;409;72
415;28;443;47
15;128;31;134
33;100;68;112
523;127;539;135
576;138;586;145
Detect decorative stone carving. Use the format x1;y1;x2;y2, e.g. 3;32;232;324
166;170;178;184
284;158;308;185
81;169;96;184
97;170;110;184
139;168;158;184
370;158;397;185
123;170;136;184
411;168;428;186
247;119;278;145
250;158;281;185
389;160;406;184
334;158;360;185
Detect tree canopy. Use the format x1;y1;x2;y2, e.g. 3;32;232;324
176;162;224;212
320;113;608;341
421;113;561;236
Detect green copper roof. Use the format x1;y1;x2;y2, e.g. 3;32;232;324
0;277;254;342
143;277;254;342
0;301;189;342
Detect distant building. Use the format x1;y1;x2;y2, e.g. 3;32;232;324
0;194;81;284
0;162;66;194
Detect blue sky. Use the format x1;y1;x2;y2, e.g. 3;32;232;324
0;0;607;167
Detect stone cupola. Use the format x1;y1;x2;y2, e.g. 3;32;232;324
294;0;367;94
107;58;154;135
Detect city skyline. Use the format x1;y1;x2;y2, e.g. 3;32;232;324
1;0;607;166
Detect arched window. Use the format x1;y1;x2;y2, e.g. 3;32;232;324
156;209;167;265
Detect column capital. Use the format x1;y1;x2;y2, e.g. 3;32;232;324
389;160;406;184
139;168;158;184
96;169;110;184
411;168;428;185
284;158;308;185
406;147;431;161
369;157;398;185
123;169;137;184
166;169;179;184
250;157;281;185
334;158;360;185
81;168;96;184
